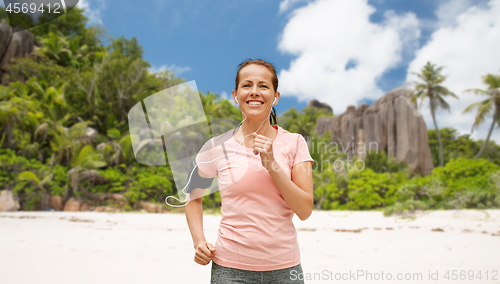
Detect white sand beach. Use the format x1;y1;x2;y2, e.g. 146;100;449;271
1;210;499;284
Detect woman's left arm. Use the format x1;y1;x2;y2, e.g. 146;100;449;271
268;160;313;221
252;133;313;220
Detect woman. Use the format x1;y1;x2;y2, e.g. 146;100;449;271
185;59;314;283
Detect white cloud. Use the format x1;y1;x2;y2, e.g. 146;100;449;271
383;10;420;58
435;0;490;28
77;0;106;25
279;0;311;13
149;64;191;76
219;91;237;105
220;91;230;100
277;0;420;114
406;0;500;143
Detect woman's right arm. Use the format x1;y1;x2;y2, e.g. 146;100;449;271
185;188;207;248
185;169;216;265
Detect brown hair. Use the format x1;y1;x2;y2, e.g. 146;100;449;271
234;59;278;125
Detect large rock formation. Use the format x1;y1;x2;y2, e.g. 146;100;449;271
63;198;82;212
48;196;64;211
0;190;20;211
316;88;434;176
0;19;36;85
307;99;333;113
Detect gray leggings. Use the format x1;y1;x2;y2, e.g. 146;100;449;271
211;261;305;284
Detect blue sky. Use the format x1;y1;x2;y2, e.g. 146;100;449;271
85;0;433;111
45;0;500;142
77;0;440;111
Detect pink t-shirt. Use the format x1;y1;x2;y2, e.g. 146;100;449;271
195;125;314;271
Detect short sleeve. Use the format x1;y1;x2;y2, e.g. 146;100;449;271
293;134;314;167
195;139;218;178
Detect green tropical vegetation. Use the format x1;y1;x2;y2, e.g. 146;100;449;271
1;7;500;214
427;127;500;166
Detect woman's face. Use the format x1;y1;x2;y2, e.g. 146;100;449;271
233;64;280;121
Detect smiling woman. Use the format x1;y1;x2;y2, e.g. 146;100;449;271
185;59;314;284
236;60;279;121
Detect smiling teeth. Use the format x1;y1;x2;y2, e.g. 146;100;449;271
248;101;262;105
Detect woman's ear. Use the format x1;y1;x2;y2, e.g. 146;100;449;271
232;89;238;104
273;91;280;105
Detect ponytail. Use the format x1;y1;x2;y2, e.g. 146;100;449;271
270;107;277;125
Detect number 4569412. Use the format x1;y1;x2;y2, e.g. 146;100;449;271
5;2;62;14
443;270;498;281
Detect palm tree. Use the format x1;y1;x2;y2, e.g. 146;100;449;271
410;62;459;167
49;121;90;165
279;107;300;132
18;169;53;209
29;79;69;122
96;128;126;167
463;73;500;159
67;142;107;200
37;32;72;66
0;85;39;149
289;114;314;137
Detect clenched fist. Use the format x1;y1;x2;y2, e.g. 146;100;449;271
252;132;276;170
194;241;216;266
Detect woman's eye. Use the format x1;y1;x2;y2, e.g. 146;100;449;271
260;85;268;89
243;84;250;88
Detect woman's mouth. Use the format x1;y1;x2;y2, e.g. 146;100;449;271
246;100;264;107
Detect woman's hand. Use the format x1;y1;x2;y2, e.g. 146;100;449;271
252;133;275;171
194;241;216;266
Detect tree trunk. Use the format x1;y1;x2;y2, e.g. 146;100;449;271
430;105;444;167
476;110;498;159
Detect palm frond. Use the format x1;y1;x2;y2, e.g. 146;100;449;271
18;171;41;189
463;99;490;114
39;173;53;188
435;95;451;111
472;102;494;132
483;74;500;89
418;92;429;109
434;76;445;85
465;100;492;132
464;88;488;95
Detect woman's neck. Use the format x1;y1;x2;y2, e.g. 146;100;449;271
241;118;272;134
236;116;276;141
233;116;277;147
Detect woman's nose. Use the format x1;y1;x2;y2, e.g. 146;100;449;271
250;85;260;95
